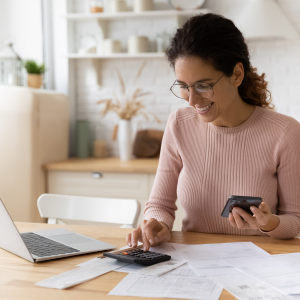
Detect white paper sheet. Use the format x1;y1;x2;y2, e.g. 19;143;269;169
109;265;223;300
137;258;186;276
223;253;300;297
209;271;288;300
35;258;129;289
173;242;270;277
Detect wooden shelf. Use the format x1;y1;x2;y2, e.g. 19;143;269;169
62;9;210;21
66;53;165;59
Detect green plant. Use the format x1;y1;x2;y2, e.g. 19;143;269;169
23;60;45;75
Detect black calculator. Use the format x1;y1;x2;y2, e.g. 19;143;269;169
103;248;171;266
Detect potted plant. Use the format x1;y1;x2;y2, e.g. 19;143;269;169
23;60;45;88
97;62;160;161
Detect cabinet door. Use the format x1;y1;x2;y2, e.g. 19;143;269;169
48;171;149;199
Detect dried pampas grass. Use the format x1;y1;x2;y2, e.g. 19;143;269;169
97;62;160;123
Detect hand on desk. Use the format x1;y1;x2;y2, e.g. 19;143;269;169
229;202;280;232
126;218;171;252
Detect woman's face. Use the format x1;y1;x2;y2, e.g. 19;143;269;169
174;56;243;124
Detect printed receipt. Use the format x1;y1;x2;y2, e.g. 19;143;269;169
36;258;129;289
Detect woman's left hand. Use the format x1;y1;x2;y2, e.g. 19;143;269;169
229;202;280;232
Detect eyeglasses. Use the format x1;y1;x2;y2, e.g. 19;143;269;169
170;73;225;100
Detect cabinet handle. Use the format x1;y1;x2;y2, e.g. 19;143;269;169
91;172;103;179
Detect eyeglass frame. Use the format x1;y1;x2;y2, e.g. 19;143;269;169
170;73;226;100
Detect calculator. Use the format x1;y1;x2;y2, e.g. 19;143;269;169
103;248;171;266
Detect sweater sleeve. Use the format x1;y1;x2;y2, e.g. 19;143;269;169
143;111;183;231
264;119;300;239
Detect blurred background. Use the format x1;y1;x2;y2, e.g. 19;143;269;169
0;0;299;230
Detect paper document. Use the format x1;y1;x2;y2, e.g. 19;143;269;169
209;271;288;300
173;242;270;260
173;242;270;277
36;258;129;289
224;253;300;297
110;243;223;299
137;258;186;276
110;264;223;300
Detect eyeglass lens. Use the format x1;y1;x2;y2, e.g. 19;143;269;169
171;82;213;100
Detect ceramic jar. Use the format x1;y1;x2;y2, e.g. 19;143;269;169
133;0;153;12
103;39;122;54
110;0;127;13
128;36;149;54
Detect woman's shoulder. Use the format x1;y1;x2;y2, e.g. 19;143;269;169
257;106;300;132
168;107;198;125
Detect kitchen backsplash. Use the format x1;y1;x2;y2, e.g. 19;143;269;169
73;0;300;156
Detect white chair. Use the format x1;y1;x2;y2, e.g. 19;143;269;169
37;194;141;228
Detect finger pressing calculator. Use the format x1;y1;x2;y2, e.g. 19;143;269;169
103;248;171;266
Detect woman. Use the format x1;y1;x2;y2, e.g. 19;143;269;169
127;13;300;251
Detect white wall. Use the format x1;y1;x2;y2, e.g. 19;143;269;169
61;0;300;156
0;0;43;63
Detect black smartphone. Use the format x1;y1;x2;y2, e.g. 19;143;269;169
221;195;262;218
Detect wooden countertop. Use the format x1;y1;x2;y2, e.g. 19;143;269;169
3;222;300;300
43;157;159;174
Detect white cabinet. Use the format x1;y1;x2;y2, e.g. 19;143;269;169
47;171;184;230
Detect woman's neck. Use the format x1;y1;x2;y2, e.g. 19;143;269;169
212;96;255;128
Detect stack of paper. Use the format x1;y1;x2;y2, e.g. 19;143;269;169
171;242;292;300
36;240;300;300
111;242;292;300
110;243;223;300
223;253;300;298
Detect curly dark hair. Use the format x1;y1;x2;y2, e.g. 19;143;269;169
166;13;274;110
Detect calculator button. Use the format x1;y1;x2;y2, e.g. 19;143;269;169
122;252;129;255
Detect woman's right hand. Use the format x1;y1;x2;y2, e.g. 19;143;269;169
126;218;171;252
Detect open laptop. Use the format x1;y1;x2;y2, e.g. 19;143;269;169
0;198;116;262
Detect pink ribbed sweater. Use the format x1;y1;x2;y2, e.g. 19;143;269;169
144;106;300;239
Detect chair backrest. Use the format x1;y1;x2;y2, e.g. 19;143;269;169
37;194;141;228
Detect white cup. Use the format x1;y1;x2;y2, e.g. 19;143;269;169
128;35;149;54
133;0;153;12
110;0;127;13
103;39;122;54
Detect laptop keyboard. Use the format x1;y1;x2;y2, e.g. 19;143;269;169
20;232;80;257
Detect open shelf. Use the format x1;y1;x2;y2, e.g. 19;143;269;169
62;9;210;21
66;53;166;59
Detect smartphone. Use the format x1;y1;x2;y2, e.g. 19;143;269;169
221;195;262;218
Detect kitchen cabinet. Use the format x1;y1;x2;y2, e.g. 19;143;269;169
44;158;185;230
0;86;69;222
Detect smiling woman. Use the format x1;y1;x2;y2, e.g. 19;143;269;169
127;13;300;251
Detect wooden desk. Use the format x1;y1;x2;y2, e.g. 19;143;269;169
1;223;300;300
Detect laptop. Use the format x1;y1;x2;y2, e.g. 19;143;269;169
0;198;116;262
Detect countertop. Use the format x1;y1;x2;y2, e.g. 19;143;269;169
43;157;159;174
